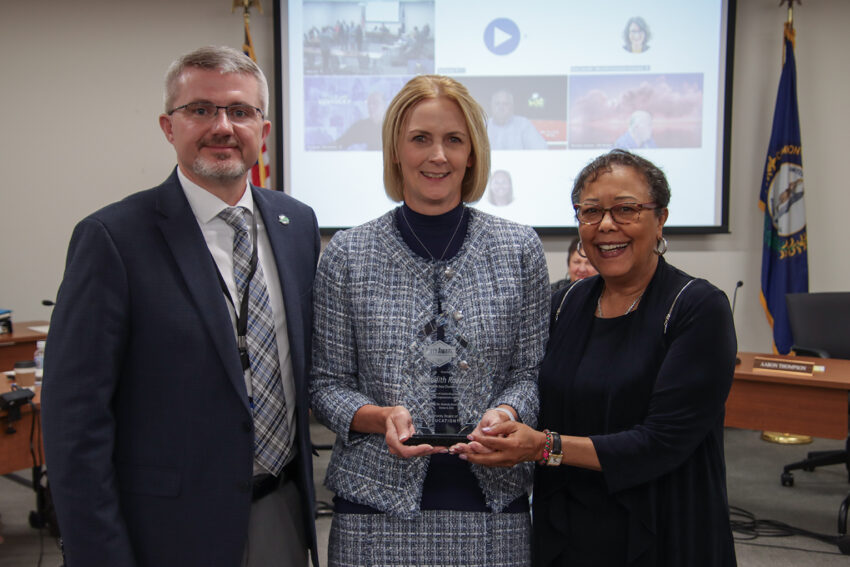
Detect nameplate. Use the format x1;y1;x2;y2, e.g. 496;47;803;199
752;356;815;376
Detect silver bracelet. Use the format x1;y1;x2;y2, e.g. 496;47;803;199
487;407;516;422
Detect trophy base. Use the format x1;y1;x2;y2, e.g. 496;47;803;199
761;431;813;444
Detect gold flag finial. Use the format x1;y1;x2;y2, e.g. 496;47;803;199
232;0;263;15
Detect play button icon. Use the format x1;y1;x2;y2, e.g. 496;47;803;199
484;18;520;56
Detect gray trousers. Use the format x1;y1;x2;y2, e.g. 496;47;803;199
241;477;308;567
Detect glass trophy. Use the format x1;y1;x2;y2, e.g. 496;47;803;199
403;302;493;446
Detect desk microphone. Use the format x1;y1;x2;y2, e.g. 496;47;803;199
731;281;743;316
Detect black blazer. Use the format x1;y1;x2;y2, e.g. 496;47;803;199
42;169;321;567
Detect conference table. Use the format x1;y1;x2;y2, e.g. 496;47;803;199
1;321;51;536
727;352;850;547
0;320;48;374
1;321;48;475
726;351;850;440
0;384;43;476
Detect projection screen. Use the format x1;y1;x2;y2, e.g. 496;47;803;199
274;0;736;233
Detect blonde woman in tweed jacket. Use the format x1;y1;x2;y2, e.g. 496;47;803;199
310;75;549;566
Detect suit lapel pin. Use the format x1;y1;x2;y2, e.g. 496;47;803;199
278;215;290;225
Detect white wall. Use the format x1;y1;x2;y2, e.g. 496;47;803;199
1;0;848;353
0;0;277;325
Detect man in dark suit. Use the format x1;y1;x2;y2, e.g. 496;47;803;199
41;46;320;567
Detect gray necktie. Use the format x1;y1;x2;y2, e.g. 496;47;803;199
218;206;290;475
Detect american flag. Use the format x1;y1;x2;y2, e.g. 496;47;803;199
243;14;270;188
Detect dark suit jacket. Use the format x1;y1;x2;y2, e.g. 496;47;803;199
41;169;321;567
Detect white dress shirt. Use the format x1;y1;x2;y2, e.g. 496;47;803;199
178;168;296;475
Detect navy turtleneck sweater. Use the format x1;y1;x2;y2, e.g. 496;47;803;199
395;202;468;262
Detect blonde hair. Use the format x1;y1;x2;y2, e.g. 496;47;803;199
382;75;490;203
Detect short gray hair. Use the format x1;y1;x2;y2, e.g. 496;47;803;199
163;45;269;115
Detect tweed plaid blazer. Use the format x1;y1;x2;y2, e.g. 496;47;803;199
310;208;549;517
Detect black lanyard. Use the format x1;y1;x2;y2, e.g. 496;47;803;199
214;210;260;372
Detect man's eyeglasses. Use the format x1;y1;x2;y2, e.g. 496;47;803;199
574;202;658;225
167;102;264;124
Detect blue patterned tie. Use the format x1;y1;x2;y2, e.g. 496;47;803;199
218;207;289;475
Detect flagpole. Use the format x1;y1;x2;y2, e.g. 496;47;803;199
780;0;798;62
780;1;800;31
762;0;810;447
783;0;795;25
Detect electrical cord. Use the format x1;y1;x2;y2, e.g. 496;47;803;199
36;523;44;567
29;400;38;467
730;505;844;555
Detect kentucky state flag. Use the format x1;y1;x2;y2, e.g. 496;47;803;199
759;23;808;354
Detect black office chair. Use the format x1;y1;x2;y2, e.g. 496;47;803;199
780;292;850;488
